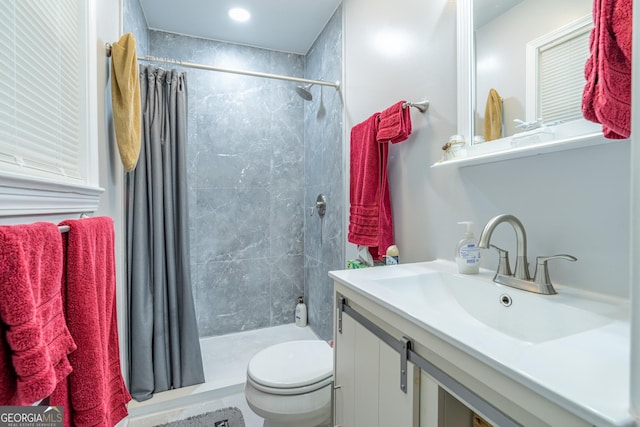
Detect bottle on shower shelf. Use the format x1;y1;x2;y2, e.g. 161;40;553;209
295;296;307;327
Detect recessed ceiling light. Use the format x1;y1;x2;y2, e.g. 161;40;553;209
228;7;251;23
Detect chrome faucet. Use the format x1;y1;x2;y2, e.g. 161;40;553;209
477;214;576;295
477;214;530;281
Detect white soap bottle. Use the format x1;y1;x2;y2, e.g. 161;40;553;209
455;221;480;274
295;296;307;327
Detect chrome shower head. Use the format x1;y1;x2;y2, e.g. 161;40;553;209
295;84;314;101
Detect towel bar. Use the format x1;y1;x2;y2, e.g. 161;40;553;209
402;100;430;112
58;213;91;233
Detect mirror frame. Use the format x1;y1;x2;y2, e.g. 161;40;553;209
441;0;620;169
457;0;474;145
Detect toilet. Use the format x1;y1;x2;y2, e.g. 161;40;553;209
245;340;333;427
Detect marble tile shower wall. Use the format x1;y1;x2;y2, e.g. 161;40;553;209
148;31;307;337
123;0;148;56
304;7;344;341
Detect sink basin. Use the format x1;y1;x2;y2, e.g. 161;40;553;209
369;271;618;343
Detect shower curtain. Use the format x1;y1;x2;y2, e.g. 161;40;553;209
126;65;205;401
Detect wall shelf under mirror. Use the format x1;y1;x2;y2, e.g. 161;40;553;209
431;132;623;169
437;0;620;169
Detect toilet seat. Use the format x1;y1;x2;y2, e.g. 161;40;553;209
247;340;332;395
247;373;333;395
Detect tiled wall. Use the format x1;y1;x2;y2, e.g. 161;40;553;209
123;0;148;56
147;31;307;337
125;0;343;339
303;8;344;341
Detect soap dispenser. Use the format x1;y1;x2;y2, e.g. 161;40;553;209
455;221;480;274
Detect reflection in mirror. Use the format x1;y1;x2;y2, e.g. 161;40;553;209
472;0;597;145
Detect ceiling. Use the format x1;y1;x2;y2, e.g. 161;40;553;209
474;0;525;28
138;0;342;55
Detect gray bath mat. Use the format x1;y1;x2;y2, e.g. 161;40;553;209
154;407;245;427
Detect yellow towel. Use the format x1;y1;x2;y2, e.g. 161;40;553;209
483;88;503;142
111;33;141;172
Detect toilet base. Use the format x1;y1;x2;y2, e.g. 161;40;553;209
245;382;332;427
262;417;331;427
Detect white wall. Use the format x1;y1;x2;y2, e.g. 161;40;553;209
628;0;640;418
343;0;458;263
95;0;126;380
345;0;631;299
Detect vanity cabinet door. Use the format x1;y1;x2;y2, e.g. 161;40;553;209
334;301;418;427
419;372;440;427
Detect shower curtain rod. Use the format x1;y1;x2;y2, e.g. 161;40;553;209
105;43;340;89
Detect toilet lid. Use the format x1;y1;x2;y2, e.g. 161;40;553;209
247;340;333;389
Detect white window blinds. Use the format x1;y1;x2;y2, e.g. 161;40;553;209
537;25;591;124
0;0;86;183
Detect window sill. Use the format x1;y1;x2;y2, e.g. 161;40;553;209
0;171;104;217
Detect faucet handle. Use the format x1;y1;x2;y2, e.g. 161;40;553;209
533;254;577;293
489;244;512;276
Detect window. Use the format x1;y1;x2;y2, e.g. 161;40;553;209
526;15;593;124
0;0;102;217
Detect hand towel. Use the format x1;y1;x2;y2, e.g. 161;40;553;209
111;32;142;171
348;113;395;260
0;223;76;405
50;217;131;427
376;101;412;143
582;0;632;139
483;88;503;141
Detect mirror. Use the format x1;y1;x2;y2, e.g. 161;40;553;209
459;0;599;149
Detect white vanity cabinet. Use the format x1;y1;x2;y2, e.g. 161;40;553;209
332;279;595;427
334;296;420;426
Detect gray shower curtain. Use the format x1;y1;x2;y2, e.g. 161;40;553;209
126;65;204;401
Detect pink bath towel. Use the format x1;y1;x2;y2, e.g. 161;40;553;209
348;113;396;260
377;100;412;143
0;222;76;405
349;114;382;251
582;0;632;139
50;217;131;427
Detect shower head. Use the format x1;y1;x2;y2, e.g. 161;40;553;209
295;84;314;101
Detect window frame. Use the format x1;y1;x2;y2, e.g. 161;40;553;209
0;0;103;218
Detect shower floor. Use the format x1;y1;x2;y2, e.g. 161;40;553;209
124;323;319;427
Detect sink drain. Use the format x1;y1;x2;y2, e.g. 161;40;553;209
500;294;512;307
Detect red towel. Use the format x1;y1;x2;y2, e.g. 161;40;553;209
349;114;381;249
348;113;395;260
582;0;632;139
0;222;76;405
377;101;412;143
50;217;131;427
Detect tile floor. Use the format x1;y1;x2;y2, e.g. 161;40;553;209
124;324;319;427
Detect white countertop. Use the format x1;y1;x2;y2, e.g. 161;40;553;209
330;260;633;427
